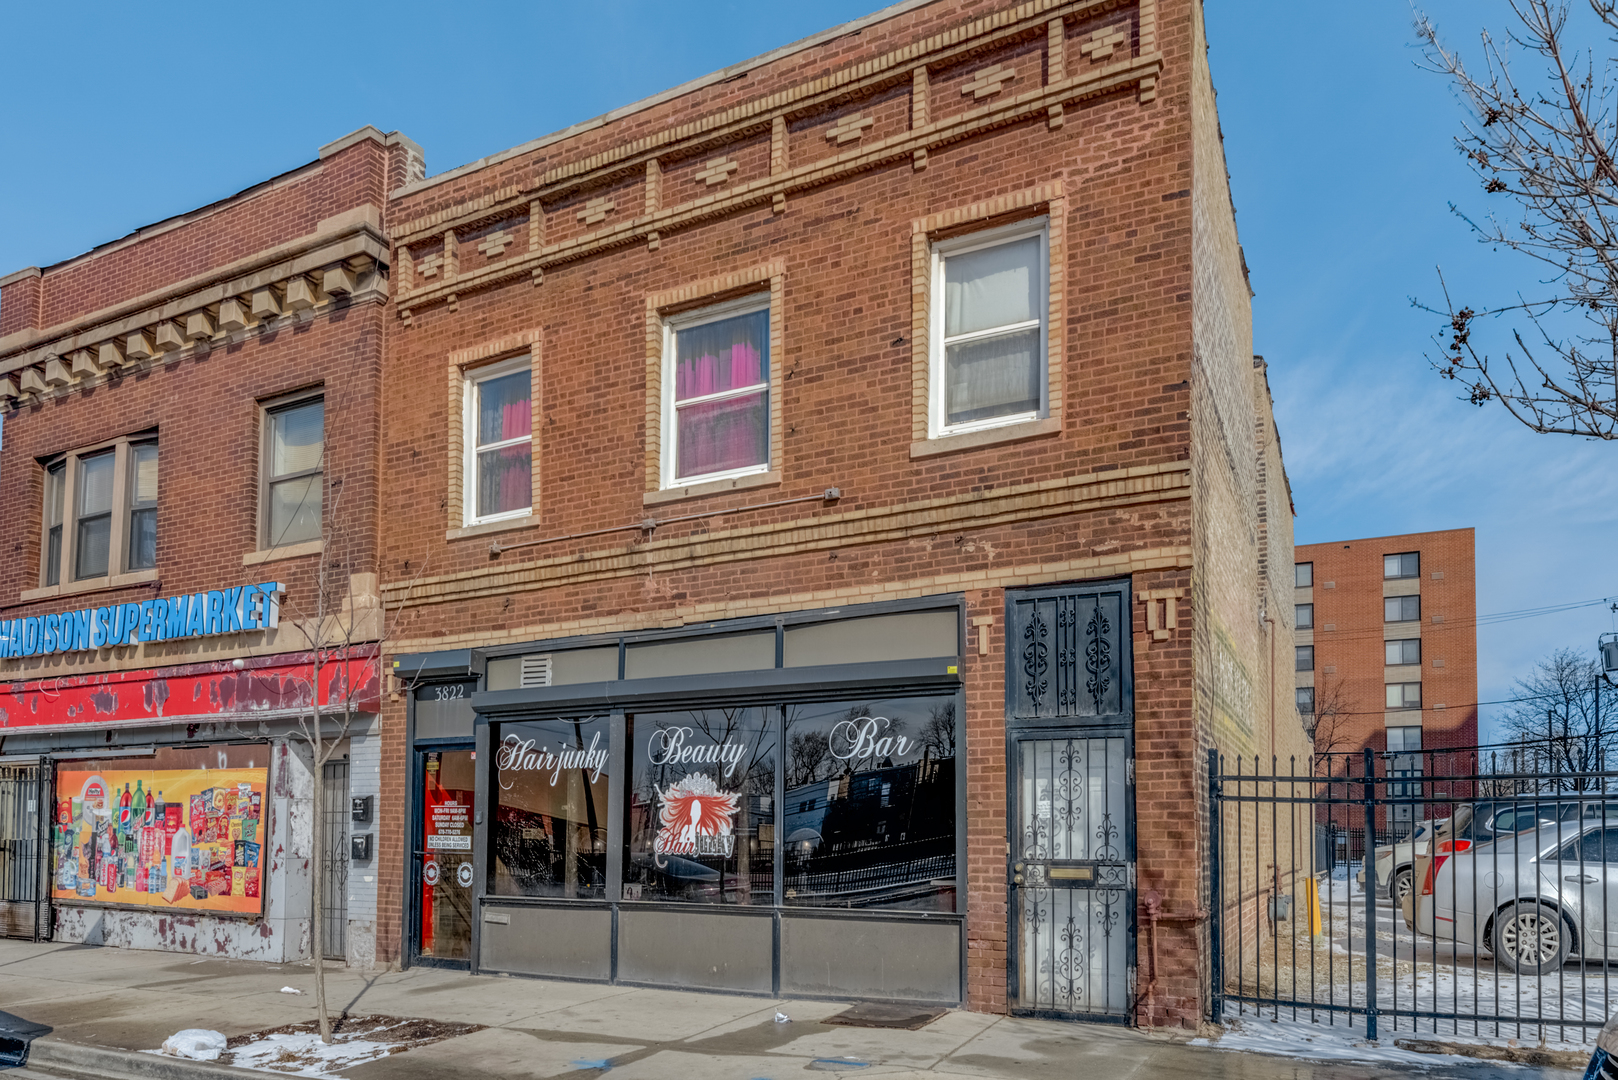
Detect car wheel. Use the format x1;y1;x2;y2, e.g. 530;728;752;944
1392;867;1414;904
1492;903;1572;975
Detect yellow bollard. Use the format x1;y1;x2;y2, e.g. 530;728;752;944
1303;876;1324;937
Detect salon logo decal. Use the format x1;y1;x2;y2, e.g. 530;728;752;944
653;773;739;864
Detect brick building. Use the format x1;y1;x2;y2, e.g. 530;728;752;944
0;129;422;963
374;0;1307;1028
1293;528;1479;795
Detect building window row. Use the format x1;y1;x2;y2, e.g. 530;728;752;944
37;394;325;588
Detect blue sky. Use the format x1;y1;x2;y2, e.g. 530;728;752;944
1;1;1612;737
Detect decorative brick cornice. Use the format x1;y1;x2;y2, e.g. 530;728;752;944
389;0;1156;250
381;460;1190;608
0;208;390;412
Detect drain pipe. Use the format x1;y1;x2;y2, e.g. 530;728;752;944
1143;889;1162;1017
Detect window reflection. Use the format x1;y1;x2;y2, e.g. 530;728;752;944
783;697;957;912
490;718;609;898
625;709;775;905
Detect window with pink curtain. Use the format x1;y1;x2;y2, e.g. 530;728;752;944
671;307;769;482
474;366;532;519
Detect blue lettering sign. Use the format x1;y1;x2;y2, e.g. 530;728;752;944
4;583;284;659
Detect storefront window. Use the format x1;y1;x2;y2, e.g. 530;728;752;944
625;708;775;905
490;717;610;898
783;696;957;912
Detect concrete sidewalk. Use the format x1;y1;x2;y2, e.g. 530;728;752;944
0;939;1572;1079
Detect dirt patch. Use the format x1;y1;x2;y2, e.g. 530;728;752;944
219;1014;484;1074
824;1002;946;1030
1392;1037;1590;1070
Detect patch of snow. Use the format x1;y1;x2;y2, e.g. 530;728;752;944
226;1032;399;1077
161;1029;226;1061
1192;1017;1484;1067
279;986;303;994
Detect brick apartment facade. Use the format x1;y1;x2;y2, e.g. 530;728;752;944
0;0;1309;1031
374;0;1307;1028
1293;528;1479;786
0;129;421;962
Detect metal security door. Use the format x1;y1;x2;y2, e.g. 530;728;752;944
1006;580;1135;1022
320;761;350;960
0;764;48;940
1013;733;1132;1017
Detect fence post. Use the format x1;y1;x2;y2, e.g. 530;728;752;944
1362;746;1378;1042
1207;748;1222;1024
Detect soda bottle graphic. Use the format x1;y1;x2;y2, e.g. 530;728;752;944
133;781;146;829
119;784;132;830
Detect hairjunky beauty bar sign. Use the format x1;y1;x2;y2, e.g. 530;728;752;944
1;582;284;659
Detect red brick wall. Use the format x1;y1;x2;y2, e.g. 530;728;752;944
377;0;1207;1019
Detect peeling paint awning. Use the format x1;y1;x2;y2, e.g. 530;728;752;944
0;652;380;735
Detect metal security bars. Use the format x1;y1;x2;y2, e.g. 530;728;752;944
320;761;350;960
0;764;48;941
1210;745;1618;1045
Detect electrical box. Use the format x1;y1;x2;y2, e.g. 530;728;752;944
350;833;372;862
351;795;372;823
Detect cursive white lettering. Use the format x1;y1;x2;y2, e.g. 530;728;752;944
829;716;911;763
646;726;747;778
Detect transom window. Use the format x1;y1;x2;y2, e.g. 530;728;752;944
40;435;158;587
463;356;533;525
662;297;770;486
930;219;1049;436
262;396;324;548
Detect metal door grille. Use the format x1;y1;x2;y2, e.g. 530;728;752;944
1014;734;1132;1017
0;764;48;940
321;761;349;960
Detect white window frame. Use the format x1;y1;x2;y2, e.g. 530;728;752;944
258;391;325;551
928;217;1049;439
462;354;534;527
660;293;772;490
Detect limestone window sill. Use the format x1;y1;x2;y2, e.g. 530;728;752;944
911;415;1062;459
243;538;324;566
447;513;536;542
20;567;161;604
644;470;781;507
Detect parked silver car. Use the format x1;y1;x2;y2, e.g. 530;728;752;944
1412;818;1618;975
1358;820;1441;902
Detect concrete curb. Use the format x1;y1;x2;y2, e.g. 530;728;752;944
25;1040;267;1080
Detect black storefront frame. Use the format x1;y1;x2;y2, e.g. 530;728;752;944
471;655;968;1003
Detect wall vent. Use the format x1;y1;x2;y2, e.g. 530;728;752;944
519;655;553;688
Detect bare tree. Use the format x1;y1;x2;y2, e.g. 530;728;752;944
1498;646;1608;782
1416;1;1618;439
1306;676;1353;763
266;454;425;1043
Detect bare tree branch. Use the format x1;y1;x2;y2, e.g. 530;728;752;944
1414;0;1618;439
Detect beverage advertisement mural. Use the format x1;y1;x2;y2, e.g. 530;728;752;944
51;759;268;914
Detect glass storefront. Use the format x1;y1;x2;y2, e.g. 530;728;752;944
491;717;609;899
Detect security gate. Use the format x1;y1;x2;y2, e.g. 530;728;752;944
1006;581;1135;1022
320;761;350;960
0;763;49;941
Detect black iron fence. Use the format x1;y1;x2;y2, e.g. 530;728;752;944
1210;745;1618;1044
0;763;49;941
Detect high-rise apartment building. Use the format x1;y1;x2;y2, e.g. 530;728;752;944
1293;529;1479;785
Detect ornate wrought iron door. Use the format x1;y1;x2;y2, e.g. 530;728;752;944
1012;733;1132;1017
1006;580;1134;1021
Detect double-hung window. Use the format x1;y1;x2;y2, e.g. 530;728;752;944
1295;603;1314;629
1384;552;1420;579
1385;638;1421;666
931;219;1048;435
1295;645;1314;672
1296;686;1315;715
662;297;770;487
464;357;533;524
1386;682;1422;710
1295;563;1313;588
262;396;325;548
39;435;159;588
1385;595;1421;623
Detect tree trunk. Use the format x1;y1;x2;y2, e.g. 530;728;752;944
312;729;330;1042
